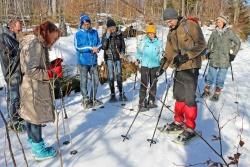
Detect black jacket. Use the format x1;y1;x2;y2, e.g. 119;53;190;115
0;27;21;83
102;31;125;61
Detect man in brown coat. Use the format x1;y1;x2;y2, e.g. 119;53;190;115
161;8;206;142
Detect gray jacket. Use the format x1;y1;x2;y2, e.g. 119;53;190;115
207;26;241;68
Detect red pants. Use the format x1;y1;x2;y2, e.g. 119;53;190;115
174;101;197;129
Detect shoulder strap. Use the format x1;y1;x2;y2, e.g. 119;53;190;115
183;20;195;43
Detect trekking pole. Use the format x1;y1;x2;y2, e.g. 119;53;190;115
129;71;137;111
91;65;97;111
121;68;167;142
202;59;210;78
147;69;175;146
230;62;238;104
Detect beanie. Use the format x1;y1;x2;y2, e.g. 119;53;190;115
107;19;116;28
163;8;178;21
216;15;229;25
80;14;91;26
146;24;156;34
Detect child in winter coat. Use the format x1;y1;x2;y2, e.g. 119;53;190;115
136;23;162;112
204;14;241;101
102;18;127;102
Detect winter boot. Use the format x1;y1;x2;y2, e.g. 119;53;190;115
119;92;128;102
176;128;196;144
109;94;117;103
138;101;148;112
203;85;211;97
82;99;92;109
211;87;222;101
31;140;57;161
163;121;184;134
148;100;158;108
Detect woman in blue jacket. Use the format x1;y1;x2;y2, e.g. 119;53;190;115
136;23;162;111
74;14;103;109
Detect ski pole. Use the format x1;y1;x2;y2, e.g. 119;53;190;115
130;71;137;111
202;59;210;78
147;69;175;146
230;62;238;104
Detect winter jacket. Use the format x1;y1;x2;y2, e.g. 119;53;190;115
207;26;241;68
0;27;21;83
19;34;55;124
102;31;125;61
136;35;162;68
74;28;101;66
163;18;206;71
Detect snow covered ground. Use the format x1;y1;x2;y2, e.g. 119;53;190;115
0;26;250;167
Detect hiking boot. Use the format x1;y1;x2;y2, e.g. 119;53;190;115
109;94;117;103
177;129;196;143
164;122;184;133
82;99;92;109
148;100;158;108
31;140;57;161
119;93;128;102
210;87;222;101
203;85;211;97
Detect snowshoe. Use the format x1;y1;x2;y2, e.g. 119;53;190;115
173;129;197;145
157;122;184;134
210;87;221;102
138;104;148;112
82;99;93;110
92;99;103;107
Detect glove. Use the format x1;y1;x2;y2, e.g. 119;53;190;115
173;54;189;67
229;54;236;62
156;68;164;77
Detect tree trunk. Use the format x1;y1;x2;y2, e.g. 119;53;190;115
182;0;185;16
234;0;240;24
52;0;57;17
48;0;52;17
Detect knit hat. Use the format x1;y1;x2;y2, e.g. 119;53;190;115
80;14;91;26
106;18;116;28
216;15;229;24
163;8;178;21
146;24;156;34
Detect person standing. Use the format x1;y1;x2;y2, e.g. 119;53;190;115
74;14;103;109
204;14;241;101
136;23;162;112
102;18;128;102
19;21;60;160
0;19;25;132
161;8;206;142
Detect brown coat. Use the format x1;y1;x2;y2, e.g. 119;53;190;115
19;34;55;124
163;18;206;71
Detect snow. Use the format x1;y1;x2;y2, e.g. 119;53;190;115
0;25;250;167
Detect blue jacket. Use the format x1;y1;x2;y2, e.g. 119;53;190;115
74;28;101;66
136;35;162;68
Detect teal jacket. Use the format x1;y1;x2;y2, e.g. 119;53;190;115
136;35;162;68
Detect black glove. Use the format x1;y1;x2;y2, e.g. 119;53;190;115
173;54;189;67
229;54;236;62
156;68;164;77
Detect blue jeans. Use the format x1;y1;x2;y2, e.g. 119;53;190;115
6;75;21;124
205;66;228;89
106;60;123;94
26;122;42;143
79;65;99;100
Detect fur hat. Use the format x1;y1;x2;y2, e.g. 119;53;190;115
163;8;178;20
146;24;156;34
216;15;229;24
106;18;116;28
